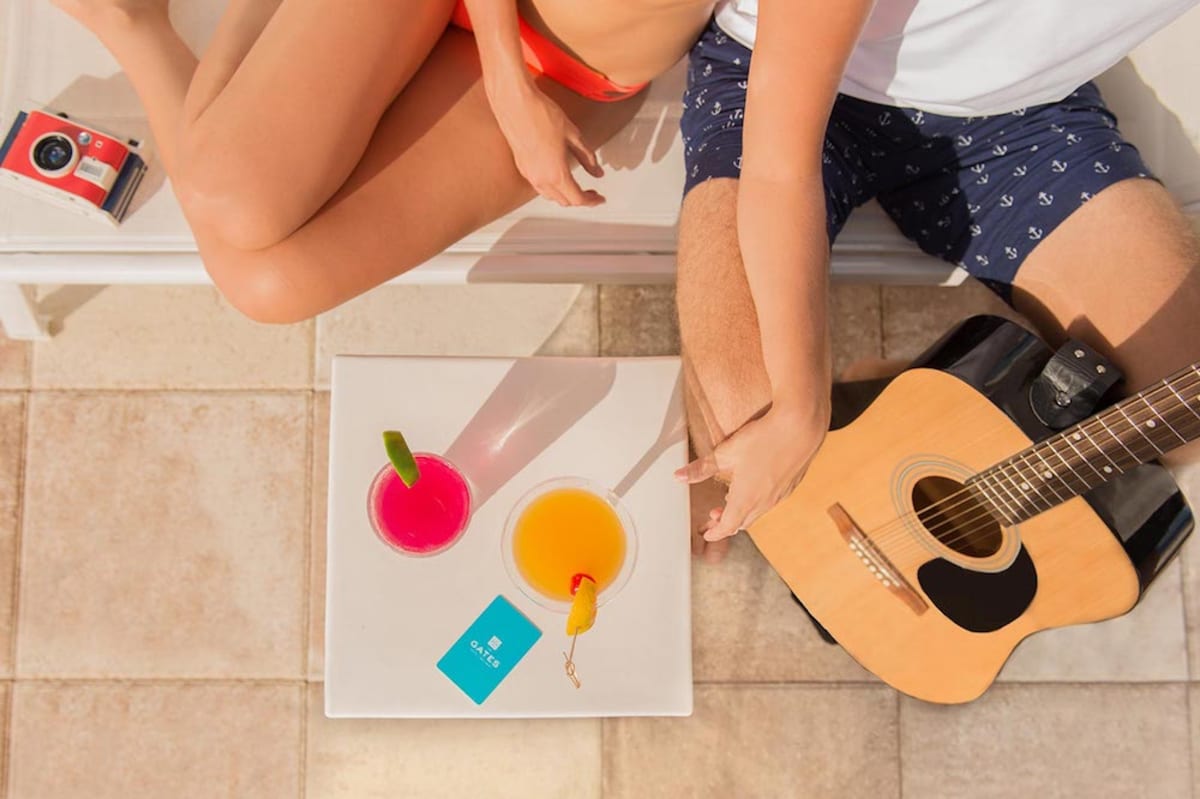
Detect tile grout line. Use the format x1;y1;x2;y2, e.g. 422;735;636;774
299;682;309;799
1183;554;1194;681
307;317;318;392
43;672;1199;685
302;390;315;683
595;285;605;357
2;390;29;799
593;285;602;358
25;315;38;391
299;390;315;799
301;388;319;797
19;386;316;395
598;713;605;799
1185;681;1195;799
7;391;29;679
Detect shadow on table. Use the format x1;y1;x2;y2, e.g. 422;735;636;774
612;371;686;498
444;358;618;512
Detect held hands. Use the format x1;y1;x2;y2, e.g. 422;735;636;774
492;77;605;207
676;402;830;544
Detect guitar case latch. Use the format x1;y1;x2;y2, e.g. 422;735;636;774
1029;339;1122;430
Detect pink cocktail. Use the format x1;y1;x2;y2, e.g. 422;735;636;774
367;454;472;556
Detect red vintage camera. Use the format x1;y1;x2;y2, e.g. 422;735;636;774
0;109;148;225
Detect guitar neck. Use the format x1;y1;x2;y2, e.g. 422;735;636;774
970;362;1200;523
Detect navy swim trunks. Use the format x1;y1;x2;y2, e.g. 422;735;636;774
680;19;1156;299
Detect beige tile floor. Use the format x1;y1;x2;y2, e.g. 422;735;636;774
0;280;1196;798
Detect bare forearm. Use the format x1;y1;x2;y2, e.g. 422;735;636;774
734;0;872;416
738;173;832;415
462;0;531;98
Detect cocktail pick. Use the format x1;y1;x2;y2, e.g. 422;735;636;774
563;634;581;689
563;573;597;689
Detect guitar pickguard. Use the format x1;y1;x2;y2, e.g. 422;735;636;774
916;546;1038;633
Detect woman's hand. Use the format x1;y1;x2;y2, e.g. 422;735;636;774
491;77;605;207
676;400;829;542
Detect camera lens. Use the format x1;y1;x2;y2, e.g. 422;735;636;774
32;134;77;174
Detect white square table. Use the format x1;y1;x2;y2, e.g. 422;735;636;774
325;355;693;718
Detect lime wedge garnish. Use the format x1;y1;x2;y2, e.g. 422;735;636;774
382;430;420;487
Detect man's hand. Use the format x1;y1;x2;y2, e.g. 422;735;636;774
676;402;829;541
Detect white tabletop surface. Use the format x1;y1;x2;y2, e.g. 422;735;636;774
325;355;693;718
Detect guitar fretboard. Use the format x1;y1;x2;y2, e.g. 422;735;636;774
969;363;1200;524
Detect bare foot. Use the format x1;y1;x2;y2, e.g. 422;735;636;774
690;478;734;564
692;507;733;564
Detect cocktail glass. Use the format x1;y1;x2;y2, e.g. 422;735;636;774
367;453;472;557
502;476;638;613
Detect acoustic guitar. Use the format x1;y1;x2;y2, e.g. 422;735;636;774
750;315;1195;703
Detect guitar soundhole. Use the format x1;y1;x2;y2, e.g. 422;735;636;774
913;476;1002;558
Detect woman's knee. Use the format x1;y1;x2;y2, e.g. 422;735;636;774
177;182;301;253
205;250;319;325
174;129;303;251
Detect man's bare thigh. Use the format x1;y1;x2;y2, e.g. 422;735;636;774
1012;178;1200;390
677;178;772;451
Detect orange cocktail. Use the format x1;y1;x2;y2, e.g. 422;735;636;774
504;478;637;612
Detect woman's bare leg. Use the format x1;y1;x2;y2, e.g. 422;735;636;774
193;33;641;321
58;0;458;248
52;0;195;171
176;0;465;248
55;2;641;322
181;0;283;122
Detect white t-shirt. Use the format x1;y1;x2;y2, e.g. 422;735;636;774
714;0;1198;116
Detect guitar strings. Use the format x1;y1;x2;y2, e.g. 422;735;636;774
884;396;1200;557
816;371;1200;560
842;370;1200;549
857;381;1200;561
864;400;1200;560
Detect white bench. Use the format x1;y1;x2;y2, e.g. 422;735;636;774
3;1;1198;340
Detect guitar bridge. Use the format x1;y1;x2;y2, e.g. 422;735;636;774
829;503;928;615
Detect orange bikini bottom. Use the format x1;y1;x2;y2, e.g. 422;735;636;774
449;1;646;103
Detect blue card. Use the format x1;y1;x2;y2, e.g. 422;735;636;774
437;595;542;705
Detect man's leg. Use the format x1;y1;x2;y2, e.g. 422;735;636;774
865;79;1200;496
1012;177;1200;483
678;180;773;450
678;191;845;647
677;179;773;563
